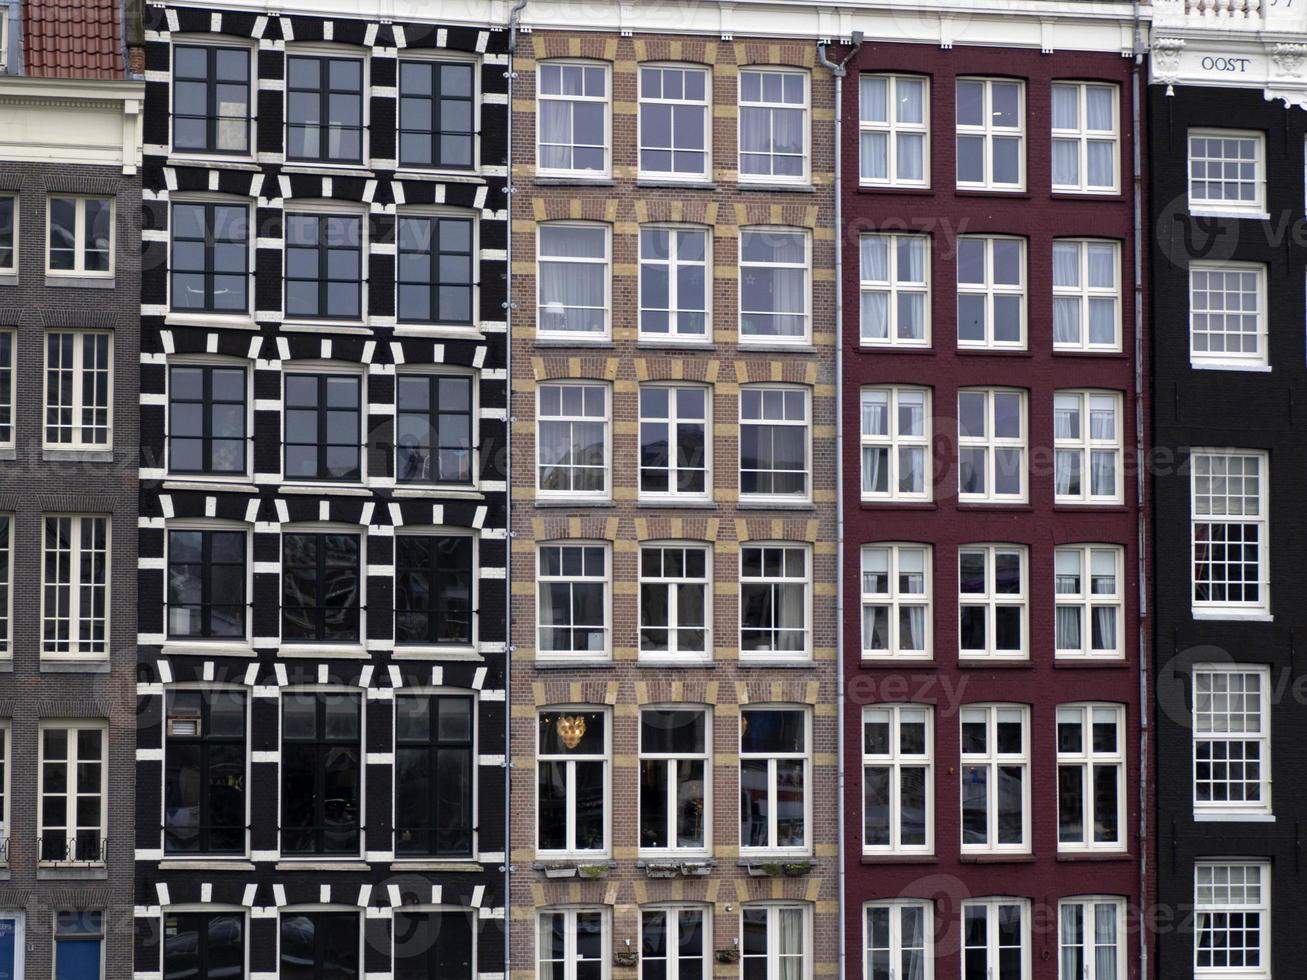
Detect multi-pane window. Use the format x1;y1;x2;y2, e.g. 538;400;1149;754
163;911;246;979
741;904;809;979
639;226;708;340
280;691;362;855
0;195;14;272
286;55;364;163
394;534;474;647
740;386;809;499
42;515;109;656
962;900;1029;980
960;705;1029;852
172;44;252;154
1191;450;1268;612
739;707;808;852
163;688;247;854
859;74;928;186
638;65;710;180
47;196;113;275
284;213;363;320
1051;82;1118;193
864;902;931;980
740;545;809;659
862;704;932;854
958;389;1026;502
1059;899;1125;980
956;78;1024;190
39;723;105;863
959;545;1027;658
861;544;930;659
1057;704;1124;852
1054;391;1122;503
167;528;247;640
44;331;111;448
393;909;474;980
739;228;809;342
639;708;709;853
170;202;249;314
54;911;105;980
641;906;709;980
396;214;474;325
538;908;607;979
0;517;10;654
537;223;608;337
538;543;608;659
1055;545;1123;659
395;373;474;485
280;532;362;643
283;373;362;481
1189;262;1266;367
537;61;609;176
639;385;708;498
1188;130;1265;214
537;382;608;496
1195;863;1270;977
859;233;929;346
957;236;1025;348
279;910;359;979
1053;240;1121;350
860;386;929;500
168;364;247;475
537;709;608;855
639;544;709;660
0;332;11;447
738;68;808;182
397;59;475;169
394;694;474;857
1193;665;1271;815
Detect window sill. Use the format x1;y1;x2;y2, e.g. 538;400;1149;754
273;860;372;871
1191;609;1273;623
162;642;258;658
1055;850;1132;862
956;658;1031;668
278;644;370;658
0;274;16;287
1187;207;1269;221
37;865;108;880
281;320;372;335
736;341;815;353
164;313;259;330
281;163;375;178
958;852;1036;863
858;500;935;511
390;647;484;661
40;658;110;673
735;499;816;511
636;178;716;190
1052;503;1129;512
391;323;485;340
161;479;258;493
634;340;715;352
279;483;372;496
534;498;615;508
533;175;614;186
1050;190;1126;202
1052;658;1129;669
635;659;716;669
45;275;115;289
735;182;815;194
735;659;814;669
858;657;933;668
855;344;933;354
1051;349;1128;359
955;502;1033;512
535;658;614;669
736;852;813;864
158;859;256;870
1190;361;1272;373
1193;812;1275;823
855;185;934;196
955;347;1032;357
389;860;484;871
636;498;716;510
43;448;114;463
390;487;484;500
533;337;615;348
859;854;937;864
0;448;14;461
954;188;1030;199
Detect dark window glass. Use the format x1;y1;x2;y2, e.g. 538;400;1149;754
172;44;251;154
283;373;361;481
393;911;472;980
279;911;359;979
0;196;13;269
0;332;12;443
280;692;361;855
398;61;475;169
170;203;249;313
281;533;361;642
164;689;247;854
168;365;247;474
287;55;364;163
167;529;247;639
396;374;473;484
284;213;362;320
394;695;474;857
163;912;246;979
395;535;474;646
396;216;474;324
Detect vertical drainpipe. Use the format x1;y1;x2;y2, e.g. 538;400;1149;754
817;32;861;980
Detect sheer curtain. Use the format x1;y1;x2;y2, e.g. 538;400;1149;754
861;236;889;339
1086;87;1117;187
898;446;924;495
1053;244;1082;343
862;447;886;494
1061;905;1084;980
901;906;925;980
779;909;804;980
1093;605;1117;651
1094;904;1119;980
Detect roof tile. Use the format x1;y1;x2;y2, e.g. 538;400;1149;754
23;0;125;79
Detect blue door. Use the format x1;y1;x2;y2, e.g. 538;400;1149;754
0;917;17;980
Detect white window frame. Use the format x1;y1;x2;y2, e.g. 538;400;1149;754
739;706;811;855
738;226;811;346
1058;897;1126;980
1189;261;1268;370
1053;239;1122;351
536;707;611;859
536;541;611;663
536;381;610;500
1188;129;1266;217
638;706;711;856
859;385;930;502
737;67;810;185
1054;390;1123;504
536;222;610;340
1194;862;1271;979
45;195;115;277
638;382;711;502
864;901;933;980
169;35;259;161
960;705;1030;854
957;235;1026;350
537;907;610;980
166;195;256;322
0;515;11;657
1056;703;1126;853
163;518;255;650
959;544;1028;660
858;73;930;188
738;384;811;503
1190;449;1269;616
0;192;17;274
43;330;113;450
395;48;482;174
958;388;1027;503
637;64;711;182
283;44;371;167
955;78;1026;192
40;514;110;659
638;543;712;663
639;903;711;980
861;704;933;855
1051;81;1120;194
0;723;8;860
961;898;1031;980
279;361;367;484
1192;664;1272;817
740;903;812;980
860;543;931;660
858;233;930;347
638;224;710;343
536;60;611;178
38;720;108;866
165;354;254;480
1055;544;1125;660
739;543;811;662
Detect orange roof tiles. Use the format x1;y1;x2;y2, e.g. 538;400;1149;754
23;0;125;79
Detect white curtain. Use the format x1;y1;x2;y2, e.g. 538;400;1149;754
1088;297;1116;345
1095;904;1119;980
1054;297;1081;344
862;394;888;436
779;909;804;980
1057;607;1082;650
898;294;924;340
901;906;925;980
1087;245;1116;287
861;236;888;281
861;292;888;340
1053;243;1080;287
1091;449;1115;496
1061;906;1084;980
1093;605;1117;650
1054;401;1079;439
1087;87;1114;130
898;237;925;281
1052;85;1079;129
900;606;925;651
1088;140;1115;187
898;446;925;495
861;132;887;180
860;76;887;123
897;133;924;181
1055;450;1079;497
862;447;887;494
863;605;888;650
1053;139;1079;186
897;78;925;124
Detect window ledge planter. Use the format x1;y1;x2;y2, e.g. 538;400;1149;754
613;950;639;967
578;864;610;880
641;860;714;879
715;948;741;964
746;860;814;877
541;863;577;879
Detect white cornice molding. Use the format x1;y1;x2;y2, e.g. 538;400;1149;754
0;77;144;175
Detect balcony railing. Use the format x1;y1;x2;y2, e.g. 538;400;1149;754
38;835;107;865
1154;0;1265;29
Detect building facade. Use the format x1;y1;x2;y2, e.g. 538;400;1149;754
838;5;1149;978
132;1;509;977
1150;2;1307;977
506;2;843;976
0;0;143;974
